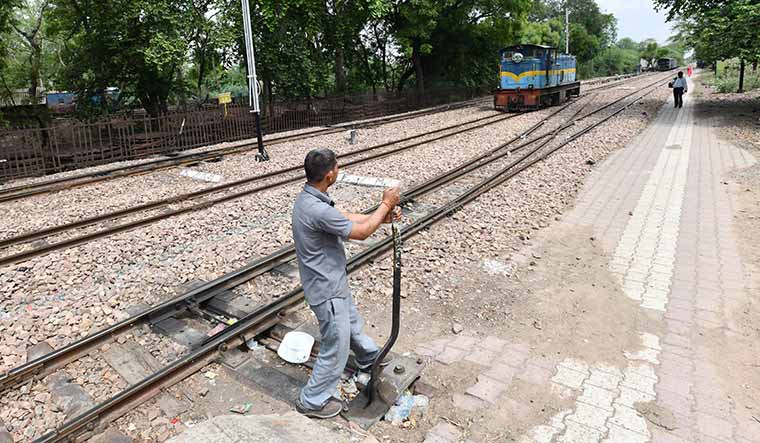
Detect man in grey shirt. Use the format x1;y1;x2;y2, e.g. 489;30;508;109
292;148;401;418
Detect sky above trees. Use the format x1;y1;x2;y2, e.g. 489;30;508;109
596;0;673;43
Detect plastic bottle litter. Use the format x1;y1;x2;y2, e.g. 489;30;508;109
246;338;261;351
355;371;371;386
384;393;415;424
384;392;430;424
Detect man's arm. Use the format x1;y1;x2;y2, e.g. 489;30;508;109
346;187;401;241
342;212;370;224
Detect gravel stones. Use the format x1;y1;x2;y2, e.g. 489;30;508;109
0;74;674;442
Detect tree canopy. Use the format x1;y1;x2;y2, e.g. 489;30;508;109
655;0;759;91
0;0;685;116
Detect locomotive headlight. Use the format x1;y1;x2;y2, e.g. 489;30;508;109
512;52;524;63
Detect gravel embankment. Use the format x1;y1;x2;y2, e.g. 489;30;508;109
0;76;671;442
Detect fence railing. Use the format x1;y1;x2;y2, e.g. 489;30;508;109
0;87;488;182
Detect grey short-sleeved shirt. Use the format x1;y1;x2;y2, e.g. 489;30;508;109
292;184;353;306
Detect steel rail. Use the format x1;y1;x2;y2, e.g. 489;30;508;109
0;111;514;251
0;96;492;202
30;73;670;443
0;90;582;393
0;113;521;267
1;72;673;397
0;112;544;393
0;72;647;203
0;72;662;260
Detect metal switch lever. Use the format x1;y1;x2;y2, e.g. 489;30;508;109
364;222;402;408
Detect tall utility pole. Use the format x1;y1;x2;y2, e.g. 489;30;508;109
565;7;569;54
241;0;269;161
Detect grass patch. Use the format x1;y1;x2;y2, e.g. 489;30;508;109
703;60;760;93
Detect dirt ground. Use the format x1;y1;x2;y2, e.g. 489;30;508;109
349;77;760;442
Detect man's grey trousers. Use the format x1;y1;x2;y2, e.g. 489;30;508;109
299;294;379;409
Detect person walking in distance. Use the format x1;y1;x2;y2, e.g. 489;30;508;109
672;71;688;108
291;148;401;418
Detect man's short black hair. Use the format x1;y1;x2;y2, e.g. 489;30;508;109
677;71;683;77
304;148;337;183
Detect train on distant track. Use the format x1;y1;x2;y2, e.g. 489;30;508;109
494;44;581;112
656;57;678;71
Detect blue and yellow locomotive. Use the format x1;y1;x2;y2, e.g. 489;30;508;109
494;44;581;112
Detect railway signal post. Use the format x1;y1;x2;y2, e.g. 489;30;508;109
241;0;269;162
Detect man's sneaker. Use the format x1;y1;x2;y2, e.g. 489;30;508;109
295;398;343;419
356;354;393;371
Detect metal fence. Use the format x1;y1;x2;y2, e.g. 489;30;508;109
0;87;487;182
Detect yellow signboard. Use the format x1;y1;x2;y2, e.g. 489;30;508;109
218;92;232;104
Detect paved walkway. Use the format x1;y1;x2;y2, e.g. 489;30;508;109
417;92;758;442
557;90;757;443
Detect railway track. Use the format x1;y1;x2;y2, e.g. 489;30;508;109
0;73;661;269
0;96;492;203
0;111;519;267
0;71;673;443
0;72;651;204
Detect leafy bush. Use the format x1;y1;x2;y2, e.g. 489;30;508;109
702;68;760;93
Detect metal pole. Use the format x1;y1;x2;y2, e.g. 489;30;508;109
565;7;569;54
365;222;402;407
241;0;269;161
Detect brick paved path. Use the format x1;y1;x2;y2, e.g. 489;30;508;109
418;93;758;442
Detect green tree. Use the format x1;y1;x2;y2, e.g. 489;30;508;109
655;0;760;91
11;0;51;101
47;0;198;116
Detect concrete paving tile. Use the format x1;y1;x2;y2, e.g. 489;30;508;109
497;344;530;368
482;363;517;385
665;308;694;323
422;434;451;443
586;368;623;391
557;420;604;443
625;347;660;364
552;365;589;390
416;345;441;358
693;393;734;420
609;404;650;435
660;340;693;357
696;412;735;441
465;375;507;404
603;424;650;443
464;348;497;366
621;367;657;396
479;336;508;352
666;298;694;311
448;335;480;351
526;354;556;370
526;425;561;443
451;393;487;412
615;385;655;409
650;428;691;443
696;436;736;443
426;422;462;442
659;351;693;370
655;387;693;418
695;310;723;324
435;346;467;365
666;319;693;336
566;401;611;432
518;364;553;386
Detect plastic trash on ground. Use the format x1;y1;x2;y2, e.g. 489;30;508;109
277;331;315;364
383;391;429;425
